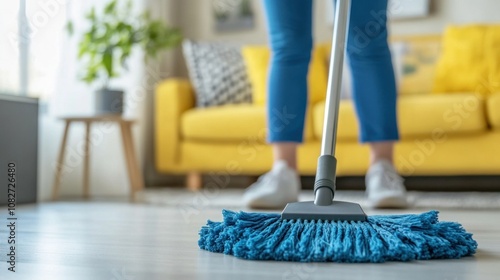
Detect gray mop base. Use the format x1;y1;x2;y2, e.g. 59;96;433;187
281;201;367;221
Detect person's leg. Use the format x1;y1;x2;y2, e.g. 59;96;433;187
266;0;313;170
243;0;313;209
347;0;398;145
273;143;298;170
370;141;394;165
346;0;407;208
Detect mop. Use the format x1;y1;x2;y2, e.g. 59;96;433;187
198;0;477;262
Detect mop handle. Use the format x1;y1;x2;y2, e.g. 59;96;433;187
313;0;351;206
321;0;351;157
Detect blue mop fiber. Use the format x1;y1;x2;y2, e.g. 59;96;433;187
198;210;477;262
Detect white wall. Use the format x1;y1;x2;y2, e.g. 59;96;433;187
390;0;500;35
171;0;500;77
177;0;500;44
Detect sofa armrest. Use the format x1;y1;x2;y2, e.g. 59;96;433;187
155;78;195;172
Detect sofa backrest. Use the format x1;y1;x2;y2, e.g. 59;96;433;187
241;24;500;106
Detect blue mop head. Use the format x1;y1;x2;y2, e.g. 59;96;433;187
198;210;477;262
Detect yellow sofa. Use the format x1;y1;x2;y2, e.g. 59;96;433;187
155;25;500;188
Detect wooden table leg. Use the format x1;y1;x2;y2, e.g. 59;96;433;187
120;122;144;201
83;121;91;199
187;172;202;191
52;121;71;201
126;123;145;199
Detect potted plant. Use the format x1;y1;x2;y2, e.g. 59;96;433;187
70;0;182;114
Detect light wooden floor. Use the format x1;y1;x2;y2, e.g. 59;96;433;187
1;200;499;280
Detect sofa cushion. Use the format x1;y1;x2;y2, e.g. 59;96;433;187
487;94;500;129
182;104;314;142
241;46;327;106
313;93;488;141
432;25;489;96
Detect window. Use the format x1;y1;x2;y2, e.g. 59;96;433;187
0;0;66;99
0;1;21;95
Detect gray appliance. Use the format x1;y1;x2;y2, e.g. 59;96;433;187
0;94;38;205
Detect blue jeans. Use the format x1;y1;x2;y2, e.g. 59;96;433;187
263;0;399;143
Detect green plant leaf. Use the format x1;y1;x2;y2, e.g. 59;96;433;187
104;0;117;14
102;50;113;78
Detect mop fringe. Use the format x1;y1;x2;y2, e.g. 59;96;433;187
198;210;477;262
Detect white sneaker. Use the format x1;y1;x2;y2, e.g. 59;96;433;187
243;160;300;209
365;159;408;209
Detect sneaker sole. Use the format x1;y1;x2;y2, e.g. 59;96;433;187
369;196;408;209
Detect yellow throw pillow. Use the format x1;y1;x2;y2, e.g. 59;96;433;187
242;45;328;106
432;25;489;96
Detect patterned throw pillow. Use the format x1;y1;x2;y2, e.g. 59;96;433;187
182;40;252;107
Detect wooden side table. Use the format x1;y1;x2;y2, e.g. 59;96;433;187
52;115;144;201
